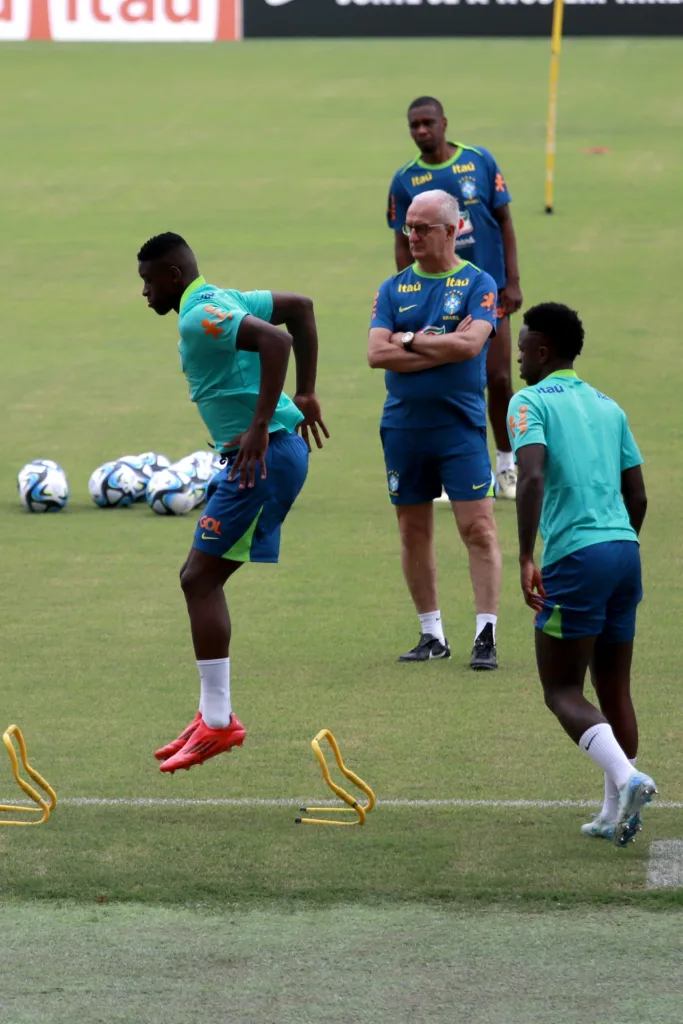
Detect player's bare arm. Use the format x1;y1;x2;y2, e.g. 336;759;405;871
621;465;647;535
228;315;293;489
493;204;523;315
270;292;329;451
515;443;547;611
367;327;441;373
408;317;492;364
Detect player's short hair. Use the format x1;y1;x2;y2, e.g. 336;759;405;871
408;96;444;118
411;189;460;227
523;302;585;361
137;232;189;262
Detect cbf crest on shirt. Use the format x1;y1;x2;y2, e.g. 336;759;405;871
370;260;498;431
387;143;512;290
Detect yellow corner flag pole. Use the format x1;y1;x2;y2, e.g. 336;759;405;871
544;0;565;214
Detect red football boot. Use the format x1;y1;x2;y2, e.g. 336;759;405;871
159;714;247;774
154;711;202;761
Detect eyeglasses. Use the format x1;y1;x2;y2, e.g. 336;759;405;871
401;223;448;237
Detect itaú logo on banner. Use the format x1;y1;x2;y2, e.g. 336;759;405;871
0;0;241;39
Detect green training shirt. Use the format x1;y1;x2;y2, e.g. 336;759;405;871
177;276;303;452
507;370;643;567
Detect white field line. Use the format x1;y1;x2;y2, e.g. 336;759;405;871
647;840;683;888
2;797;683;809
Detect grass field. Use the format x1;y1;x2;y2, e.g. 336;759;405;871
1;38;682;1024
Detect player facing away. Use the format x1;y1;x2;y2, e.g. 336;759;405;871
387;96;522;501
368;190;502;669
509;303;657;846
138;232;328;773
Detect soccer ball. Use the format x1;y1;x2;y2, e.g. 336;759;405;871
88;461;140;508
137;452;172;479
118;455;150;502
18;461;69;513
173;451;216;508
146;468;196;516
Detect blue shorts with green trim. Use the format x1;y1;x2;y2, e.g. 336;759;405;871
535;541;642;642
192;431;308;563
380;424;493;505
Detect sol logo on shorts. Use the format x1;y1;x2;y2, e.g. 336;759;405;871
199;515;222;536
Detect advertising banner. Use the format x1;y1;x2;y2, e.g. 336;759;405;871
0;0;241;39
244;0;683;38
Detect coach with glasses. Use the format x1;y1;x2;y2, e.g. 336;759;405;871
368;189;502;670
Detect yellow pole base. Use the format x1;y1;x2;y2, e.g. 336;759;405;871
296;729;375;827
0;725;57;826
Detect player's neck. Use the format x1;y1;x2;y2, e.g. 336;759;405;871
416;254;465;276
418;141;457;166
537;361;575;382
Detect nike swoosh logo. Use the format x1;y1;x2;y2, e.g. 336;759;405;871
584;735;596;752
399;305;418;313
472;481;490;490
201;533;219;541
264;0;295;5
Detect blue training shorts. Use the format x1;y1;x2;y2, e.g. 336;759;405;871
192;431;308;563
535;540;642;642
380;424;493;505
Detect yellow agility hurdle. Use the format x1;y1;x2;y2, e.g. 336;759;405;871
0;725;57;826
296;729;375;827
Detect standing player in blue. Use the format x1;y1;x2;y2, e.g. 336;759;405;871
387;96;522;501
368;189;502;669
509;303;657;847
138;232;328;774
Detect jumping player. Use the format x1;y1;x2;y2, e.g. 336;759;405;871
138;232;328;773
387;96;522;500
509;303;657;846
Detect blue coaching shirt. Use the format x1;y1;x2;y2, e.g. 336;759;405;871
387;144;512;290
370;260;498;431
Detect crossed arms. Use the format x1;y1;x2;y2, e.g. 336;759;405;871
367;315;493;373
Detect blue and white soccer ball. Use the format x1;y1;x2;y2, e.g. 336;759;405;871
88;461;140;508
137;452;172;480
173;451;216;508
146;468;196;516
118;455;150;502
18;461;69;513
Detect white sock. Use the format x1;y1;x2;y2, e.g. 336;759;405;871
496;450;515;474
197;657;231;729
601;757;636;820
579;723;633;790
475;613;497;642
418;610;445;644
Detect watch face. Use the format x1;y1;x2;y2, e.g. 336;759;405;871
402;333;414;344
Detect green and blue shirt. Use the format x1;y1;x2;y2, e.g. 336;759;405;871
177;277;303;452
507;371;643;567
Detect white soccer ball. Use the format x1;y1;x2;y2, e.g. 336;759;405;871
88;461;139;508
173;452;216;508
18;461;69;513
146;468;196;516
137;452;172;480
118;455;150;502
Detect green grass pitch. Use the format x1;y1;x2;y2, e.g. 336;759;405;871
1;37;682;1024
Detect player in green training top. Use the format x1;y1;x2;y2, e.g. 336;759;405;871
508;303;657;848
138;232;328;774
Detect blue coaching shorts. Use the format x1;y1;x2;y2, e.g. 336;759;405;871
380;424;493;505
192;431;308;563
535;540;642;642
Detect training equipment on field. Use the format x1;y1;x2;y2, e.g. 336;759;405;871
146;468;196;516
88;461;140;508
544;0;565;213
1;725;57;827
17;461;69;513
137;452;172;479
173;452;216;508
118;455;150;501
296;729;375;827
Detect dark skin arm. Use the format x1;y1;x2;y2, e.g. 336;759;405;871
493;204;522;316
394;232;413;273
621;464;647;535
227;315;292;489
515;443;547;611
270;292;329;451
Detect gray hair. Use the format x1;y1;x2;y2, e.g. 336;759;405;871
411;189;460;226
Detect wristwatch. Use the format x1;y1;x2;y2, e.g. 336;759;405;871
401;332;415;352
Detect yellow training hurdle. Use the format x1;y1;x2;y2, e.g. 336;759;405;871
296;729;375;827
0;725;57;826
